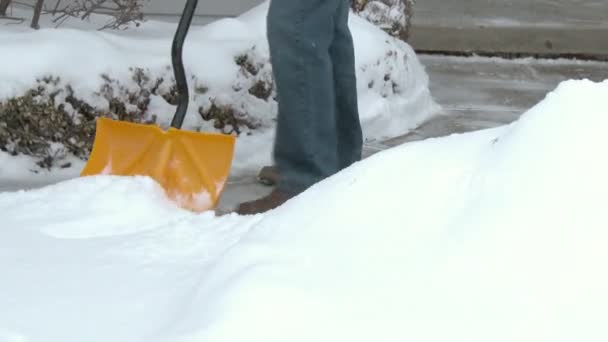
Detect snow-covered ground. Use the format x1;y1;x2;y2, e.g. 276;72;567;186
0;1;438;184
1;78;608;341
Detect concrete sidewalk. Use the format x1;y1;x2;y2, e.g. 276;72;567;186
409;0;608;59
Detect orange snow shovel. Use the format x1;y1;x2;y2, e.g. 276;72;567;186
80;0;235;212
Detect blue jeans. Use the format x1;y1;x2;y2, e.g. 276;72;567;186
267;0;363;194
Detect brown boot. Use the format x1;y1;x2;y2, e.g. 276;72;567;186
257;165;280;186
235;188;297;215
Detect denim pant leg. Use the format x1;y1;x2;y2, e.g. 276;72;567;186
331;0;363;170
267;0;342;193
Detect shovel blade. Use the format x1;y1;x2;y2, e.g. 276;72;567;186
81;117;235;212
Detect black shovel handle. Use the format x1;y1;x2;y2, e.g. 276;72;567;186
170;0;199;129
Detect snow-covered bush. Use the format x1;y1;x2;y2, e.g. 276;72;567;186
352;0;415;41
0;53;269;168
0;73;152;169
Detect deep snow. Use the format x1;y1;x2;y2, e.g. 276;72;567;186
1;79;607;341
0;1;438;181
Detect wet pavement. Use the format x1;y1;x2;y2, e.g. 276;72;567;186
384;54;608;145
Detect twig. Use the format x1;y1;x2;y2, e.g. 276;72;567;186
12;0;145;30
52;0;62;14
80;0;105;20
54;12;70;27
0;15;24;23
30;0;44;29
51;11;69;23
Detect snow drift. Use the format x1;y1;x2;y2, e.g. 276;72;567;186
1;79;607;341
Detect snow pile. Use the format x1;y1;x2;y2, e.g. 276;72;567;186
2;79;607;341
184;78;608;341
0;1;438;177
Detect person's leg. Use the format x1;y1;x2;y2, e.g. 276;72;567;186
331;0;363;170
270;0;342;193
236;0;341;214
253;0;361;187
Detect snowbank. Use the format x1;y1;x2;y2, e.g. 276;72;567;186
0;1;438;179
1;79;607;341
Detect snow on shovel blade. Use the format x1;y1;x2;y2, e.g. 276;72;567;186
80;117;235;212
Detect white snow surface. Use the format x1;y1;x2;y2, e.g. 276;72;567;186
0;2;438;179
1;79;608;341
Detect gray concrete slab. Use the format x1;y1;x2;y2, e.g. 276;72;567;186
409;0;608;58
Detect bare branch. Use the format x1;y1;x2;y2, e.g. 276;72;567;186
11;0;145;30
0;15;24;23
51;0;62;14
30;0;44;29
45;0;146;30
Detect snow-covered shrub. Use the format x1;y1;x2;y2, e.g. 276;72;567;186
0;56;267;168
352;0;415;41
0;77;97;169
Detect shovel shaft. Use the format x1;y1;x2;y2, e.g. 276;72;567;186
170;0;199;129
